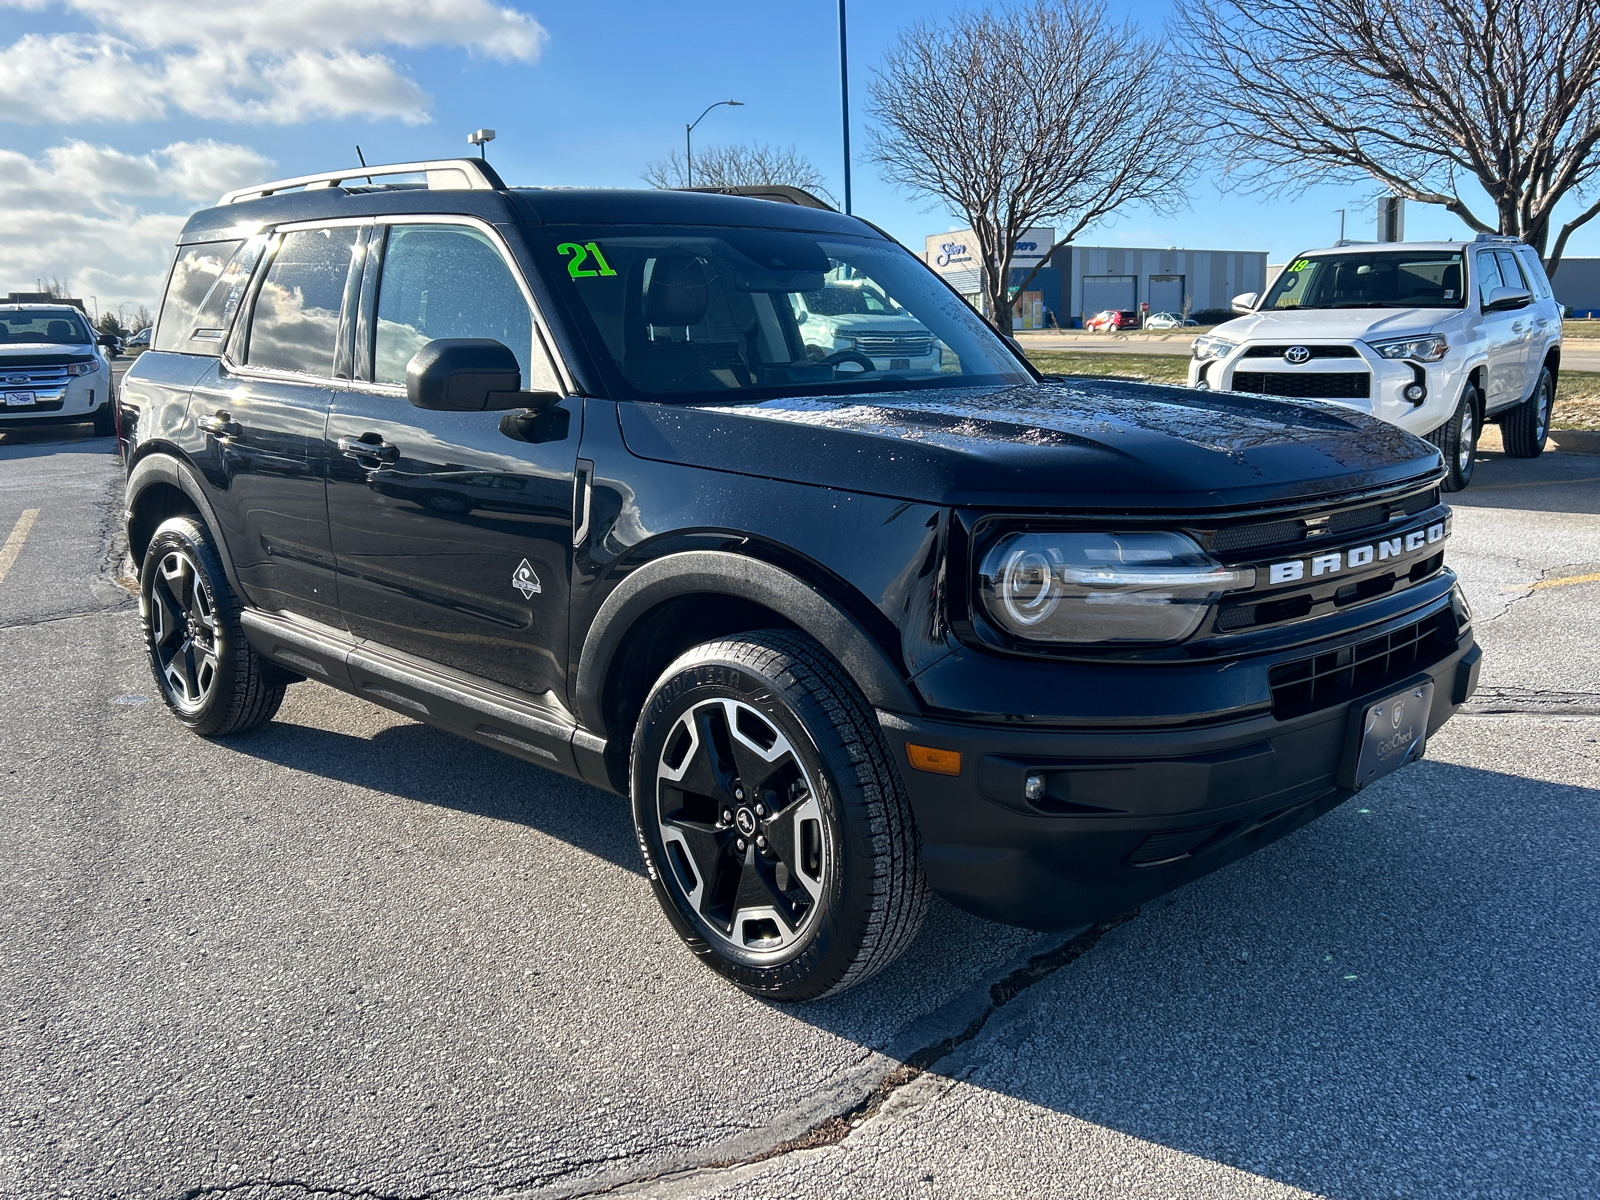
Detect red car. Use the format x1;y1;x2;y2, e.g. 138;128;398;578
1084;308;1139;332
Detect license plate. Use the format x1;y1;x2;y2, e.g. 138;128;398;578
5;391;35;407
1351;682;1434;788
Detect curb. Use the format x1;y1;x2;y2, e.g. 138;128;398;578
1551;429;1600;456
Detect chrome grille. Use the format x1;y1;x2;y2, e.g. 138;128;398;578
852;332;936;358
1;365;70;389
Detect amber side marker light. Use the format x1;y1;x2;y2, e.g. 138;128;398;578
906;744;962;776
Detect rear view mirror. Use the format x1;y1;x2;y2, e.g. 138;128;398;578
405;339;560;413
1231;292;1258;314
1484;286;1532;313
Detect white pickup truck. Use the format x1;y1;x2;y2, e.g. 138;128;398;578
1189;236;1563;490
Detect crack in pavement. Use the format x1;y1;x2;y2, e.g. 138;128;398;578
553;911;1140;1199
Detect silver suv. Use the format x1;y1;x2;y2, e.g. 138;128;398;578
1189;235;1563;490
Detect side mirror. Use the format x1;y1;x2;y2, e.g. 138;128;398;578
1230;292;1258;314
1484;286;1533;313
97;334;118;350
405;339;561;413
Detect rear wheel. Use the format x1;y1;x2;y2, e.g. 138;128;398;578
631;630;928;1001
141;516;287;736
1428;385;1479;492
1501;366;1553;458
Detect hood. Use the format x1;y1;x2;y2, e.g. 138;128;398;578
0;341;97;360
810;313;929;332
617;379;1442;512
1215;309;1454;343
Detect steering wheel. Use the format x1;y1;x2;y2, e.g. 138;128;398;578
821;349;878;373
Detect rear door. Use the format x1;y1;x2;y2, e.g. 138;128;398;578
326;217;581;701
1492;249;1538;405
190;224;362;625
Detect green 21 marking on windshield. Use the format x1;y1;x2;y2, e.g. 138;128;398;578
558;242;618;279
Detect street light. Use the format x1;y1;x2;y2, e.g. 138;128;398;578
468;129;496;160
685;100;742;187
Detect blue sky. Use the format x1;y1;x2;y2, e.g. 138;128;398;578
2;0;1595;312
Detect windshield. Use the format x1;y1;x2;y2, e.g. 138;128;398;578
0;308;92;344
1261;251;1466;310
539;227;1031;401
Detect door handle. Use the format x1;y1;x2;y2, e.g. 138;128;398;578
338;434;399;463
1511;322;1524;333
198;410;240;439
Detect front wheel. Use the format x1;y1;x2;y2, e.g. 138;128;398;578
1428;386;1479;492
141;516;287;736
631;631;929;1001
91;402;115;438
1501;367;1553;458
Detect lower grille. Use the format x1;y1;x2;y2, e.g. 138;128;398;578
1231;371;1371;399
1269;611;1455;719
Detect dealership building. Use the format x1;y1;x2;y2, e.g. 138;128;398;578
925;229;1270;328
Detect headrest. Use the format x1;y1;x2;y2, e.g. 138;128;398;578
1441;263;1461;290
47;320;74;340
645;255;709;327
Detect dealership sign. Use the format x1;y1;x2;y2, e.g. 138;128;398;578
925;227;1055;275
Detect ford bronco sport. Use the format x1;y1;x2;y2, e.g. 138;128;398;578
120;159;1481;1000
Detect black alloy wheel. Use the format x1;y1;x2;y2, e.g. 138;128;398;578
632;630;928;1001
1429;385;1479;492
1501;366;1554;458
141;516;288;736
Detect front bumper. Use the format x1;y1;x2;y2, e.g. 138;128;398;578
877;614;1479;930
1189;344;1464;437
0;374;108;426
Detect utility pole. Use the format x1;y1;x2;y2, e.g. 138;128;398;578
839;0;852;215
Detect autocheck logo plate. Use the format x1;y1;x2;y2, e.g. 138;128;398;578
1266;519;1448;585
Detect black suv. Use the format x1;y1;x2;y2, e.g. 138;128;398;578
120;159;1480;1000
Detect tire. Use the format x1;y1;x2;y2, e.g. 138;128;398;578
140;516;287;736
631;630;929;1001
91;402;115;438
1501;366;1553;459
1427;385;1479;492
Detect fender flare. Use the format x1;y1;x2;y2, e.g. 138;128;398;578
574;549;919;733
124;451;243;595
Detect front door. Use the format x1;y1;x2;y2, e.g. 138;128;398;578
326;220;579;702
1473;248;1528;411
192;226;360;626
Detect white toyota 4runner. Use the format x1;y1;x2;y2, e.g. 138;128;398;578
1188;236;1563;490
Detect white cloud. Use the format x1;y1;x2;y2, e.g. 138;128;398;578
0;0;547;124
0;139;275;310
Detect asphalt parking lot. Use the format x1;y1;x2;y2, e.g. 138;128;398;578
2;415;1597;1199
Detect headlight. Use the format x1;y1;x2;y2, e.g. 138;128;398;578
1366;334;1448;362
976;531;1256;645
1192;335;1237;362
65;361;99;376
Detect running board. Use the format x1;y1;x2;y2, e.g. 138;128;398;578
239;609;614;792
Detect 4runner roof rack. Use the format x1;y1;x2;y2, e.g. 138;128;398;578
1473;232;1524;244
674;185;836;212
219;158;506;205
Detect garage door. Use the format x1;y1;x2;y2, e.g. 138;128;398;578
1081;275;1136;321
1149;274;1185;315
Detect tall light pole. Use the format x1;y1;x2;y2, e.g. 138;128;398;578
838;0;852;215
685;100;743;187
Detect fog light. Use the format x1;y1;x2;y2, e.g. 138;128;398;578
1404;383;1425;402
1024;772;1047;801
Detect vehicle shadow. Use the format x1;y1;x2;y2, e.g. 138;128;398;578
1460;445;1600;515
0;425;116;459
220;700;1598;1198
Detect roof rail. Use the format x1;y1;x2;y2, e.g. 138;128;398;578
1473;232;1523;244
219;158;506;205
674;185;836;212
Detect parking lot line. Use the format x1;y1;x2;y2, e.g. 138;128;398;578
1531;570;1600;590
0;508;40;585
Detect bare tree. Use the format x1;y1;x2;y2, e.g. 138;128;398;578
869;0;1190;330
1176;0;1600;274
642;143;836;204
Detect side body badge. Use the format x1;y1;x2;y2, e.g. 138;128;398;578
512;559;542;599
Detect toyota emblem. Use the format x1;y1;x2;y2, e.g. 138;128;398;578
1284;346;1312;365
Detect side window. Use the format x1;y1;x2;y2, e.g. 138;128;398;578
372;224;556;390
187;237;268;345
153;241;243;352
1515;248;1552;299
244;227;359;377
1494;250;1528;292
1475;251;1503;307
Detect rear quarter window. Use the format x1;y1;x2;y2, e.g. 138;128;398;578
154;241;244;353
